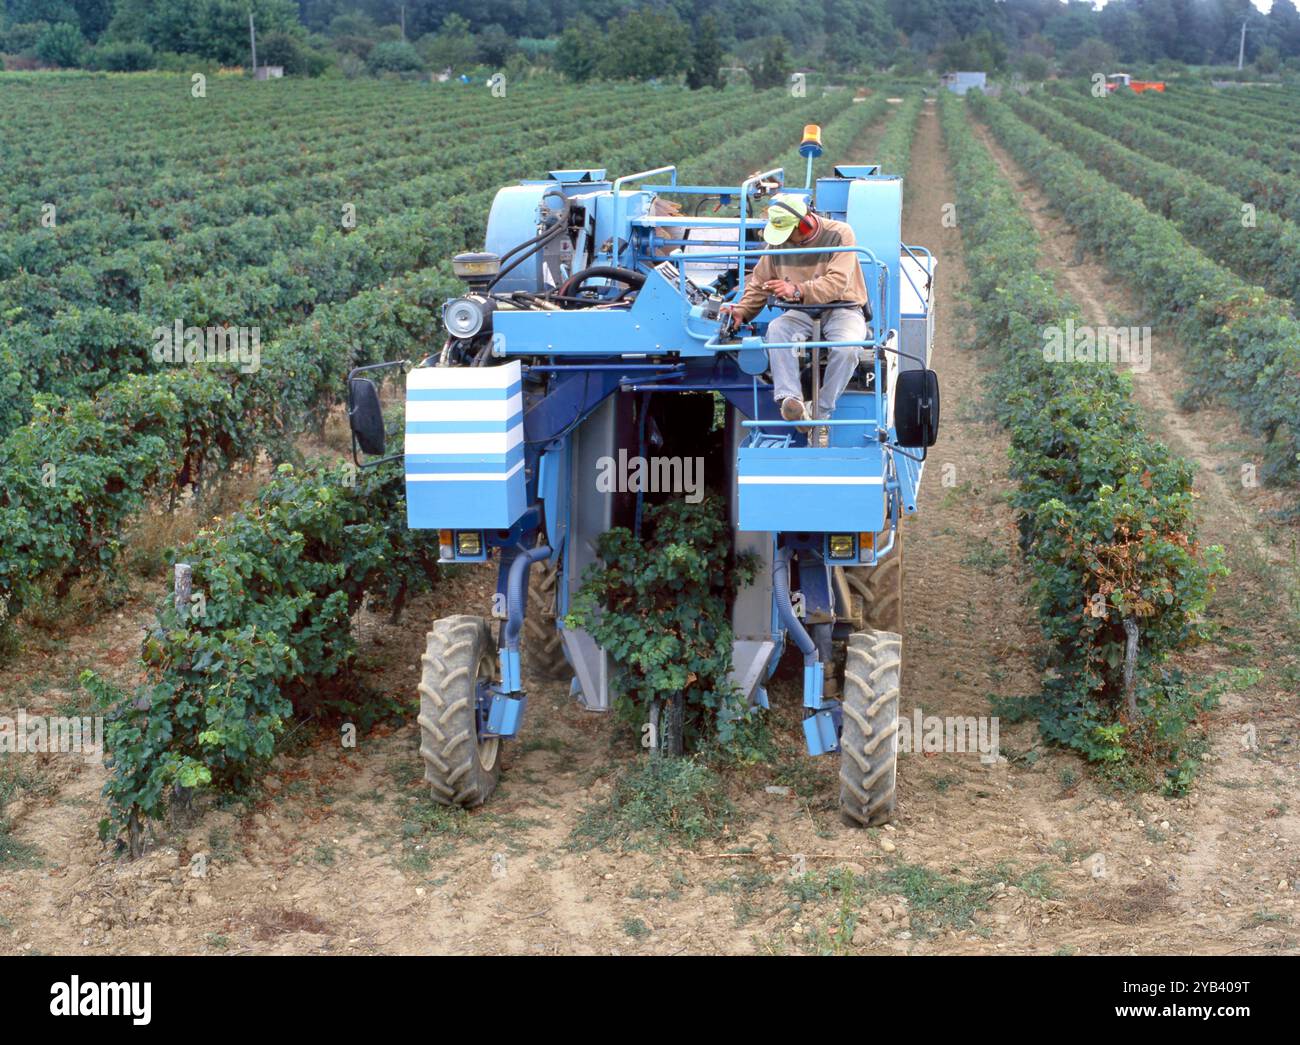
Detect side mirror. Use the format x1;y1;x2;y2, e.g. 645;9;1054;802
348;377;386;456
893;369;940;448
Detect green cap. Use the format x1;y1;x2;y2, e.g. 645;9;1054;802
762;193;809;245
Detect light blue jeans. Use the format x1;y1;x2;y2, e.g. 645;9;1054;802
766;308;868;417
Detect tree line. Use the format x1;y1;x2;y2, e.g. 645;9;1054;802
3;0;1299;77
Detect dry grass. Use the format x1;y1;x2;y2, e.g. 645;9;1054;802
251;907;333;941
1075;878;1172;925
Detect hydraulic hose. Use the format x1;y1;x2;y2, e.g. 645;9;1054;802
503;543;553;652
773;546;817;665
556;265;646;298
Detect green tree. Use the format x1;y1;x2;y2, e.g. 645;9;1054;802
5;0;77;24
1017;51;1049;81
366;37;422;72
0;22;48;54
597;9;690;80
35;19;85;64
107;0;300;65
748;34;790;90
1043;0;1100;55
415;12;475;72
939;28;1006;72
325;11;376;38
475;22;514;67
686;13;723;89
1254;44;1280;73
824;0;893;69
87;38;155;69
258;29;320;74
299;0;347;33
553;15;603;82
70;0;114;39
1266;0;1300;56
1097;3;1144;64
891;48;926;76
1062;35;1116;76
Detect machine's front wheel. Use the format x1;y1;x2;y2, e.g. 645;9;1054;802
844;528;903;635
417;615;501;807
524;560;570;680
838;629;901;828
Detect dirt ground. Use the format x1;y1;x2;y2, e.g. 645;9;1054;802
1;103;1296;956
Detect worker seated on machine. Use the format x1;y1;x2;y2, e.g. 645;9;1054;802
719;193;870;447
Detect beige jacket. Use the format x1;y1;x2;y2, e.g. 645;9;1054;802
732;216;869;322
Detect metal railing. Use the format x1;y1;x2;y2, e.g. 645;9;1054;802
610;165;677;269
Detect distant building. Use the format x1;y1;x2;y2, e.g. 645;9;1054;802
254;66;284;80
940;71;987;95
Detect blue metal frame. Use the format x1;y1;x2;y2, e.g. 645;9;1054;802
409;155;932;761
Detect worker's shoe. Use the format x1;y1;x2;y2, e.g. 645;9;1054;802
780;396;808;424
781;396;818;439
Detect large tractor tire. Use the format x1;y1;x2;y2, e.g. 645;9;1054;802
838;629;901;828
833;528;903;701
417;615;501;807
523;560;570;681
844;529;903;634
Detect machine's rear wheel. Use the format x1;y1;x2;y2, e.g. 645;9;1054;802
838;629;901;828
844;527;903;634
417;615;501;807
524;560;570;680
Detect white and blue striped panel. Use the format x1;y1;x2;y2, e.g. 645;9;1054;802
405;361;527;529
737;447;886;533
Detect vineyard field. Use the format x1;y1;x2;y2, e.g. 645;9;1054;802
0;71;1296;963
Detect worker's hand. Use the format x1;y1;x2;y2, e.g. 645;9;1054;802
763;278;800;300
719;304;749;338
